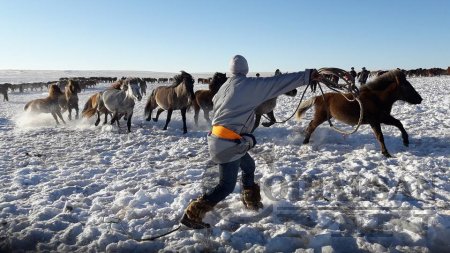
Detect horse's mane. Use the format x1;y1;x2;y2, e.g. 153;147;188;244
68;79;81;91
169;71;193;88
209;72;227;91
48;84;63;97
363;69;403;91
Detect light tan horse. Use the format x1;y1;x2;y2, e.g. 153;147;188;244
144;71;195;134
24;84;66;124
61;80;82;120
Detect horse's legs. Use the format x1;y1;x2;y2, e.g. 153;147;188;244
111;111;118;125
203;109;212;126
145;108;153;121
163;109;173;130
56;110;66;124
261;111;276;127
95;111;101;126
103;112;109;125
153;108;164;122
303;112;328;144
75;104;79;120
127;112;133;133
51;112;60;125
251;115;262;133
381;115;409;147
369;122;391;158
194;107;200;127
181;108;188;134
68;107;72;121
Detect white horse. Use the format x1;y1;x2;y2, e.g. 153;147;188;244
102;79;142;132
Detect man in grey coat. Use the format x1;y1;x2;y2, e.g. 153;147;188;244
181;55;319;229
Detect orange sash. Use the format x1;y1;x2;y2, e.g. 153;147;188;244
211;125;241;140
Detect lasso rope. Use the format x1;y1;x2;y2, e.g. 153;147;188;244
262;68;364;135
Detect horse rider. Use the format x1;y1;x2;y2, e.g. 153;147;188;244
180;55;320;228
350;67;357;78
358;67;370;85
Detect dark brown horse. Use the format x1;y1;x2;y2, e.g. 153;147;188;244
24;84;66;124
145;71;195;134
193;72;227;126
296;70;422;157
0;83;12;101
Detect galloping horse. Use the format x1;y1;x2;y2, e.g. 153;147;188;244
145;71;195;134
193;72;227;126
82;81;126;126
82;92;110;126
252;89;297;132
296;70;422;157
102;79;142;132
24;84;66;124
62;80;81;120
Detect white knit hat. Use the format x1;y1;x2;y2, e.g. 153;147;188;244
229;55;249;76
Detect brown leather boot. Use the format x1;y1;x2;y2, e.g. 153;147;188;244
242;183;264;211
181;196;215;229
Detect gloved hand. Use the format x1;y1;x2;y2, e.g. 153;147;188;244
309;69;320;92
241;133;257;149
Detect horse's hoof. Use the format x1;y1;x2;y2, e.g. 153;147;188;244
383;152;393;158
403;141;409;147
303;139;310;144
262;122;274;127
153;118;158;122
163;127;167;130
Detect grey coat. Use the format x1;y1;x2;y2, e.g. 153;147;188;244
208;70;312;163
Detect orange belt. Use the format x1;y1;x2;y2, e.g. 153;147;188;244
211;125;241;140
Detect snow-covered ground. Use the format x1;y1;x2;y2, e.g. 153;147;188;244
0;71;449;252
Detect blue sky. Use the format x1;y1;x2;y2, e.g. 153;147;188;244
0;0;449;72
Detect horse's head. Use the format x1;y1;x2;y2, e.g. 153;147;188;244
125;81;142;101
210;72;228;93
179;71;196;101
68;80;81;94
394;71;423;104
48;84;63;97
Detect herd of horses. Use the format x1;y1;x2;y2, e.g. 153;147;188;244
13;69;425;157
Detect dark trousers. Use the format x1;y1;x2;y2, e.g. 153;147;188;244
204;153;255;204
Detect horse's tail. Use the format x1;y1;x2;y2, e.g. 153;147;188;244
144;90;156;118
82;94;97;118
24;101;32;111
295;97;316;120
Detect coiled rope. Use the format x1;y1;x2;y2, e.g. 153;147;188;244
262;68;364;135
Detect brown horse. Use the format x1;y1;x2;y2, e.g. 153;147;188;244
252;89;297;132
82;92;111;126
193;72;227;126
24;84;66;124
296;70;423;157
82;81;127;126
144;71;195;133
61;80;82;120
